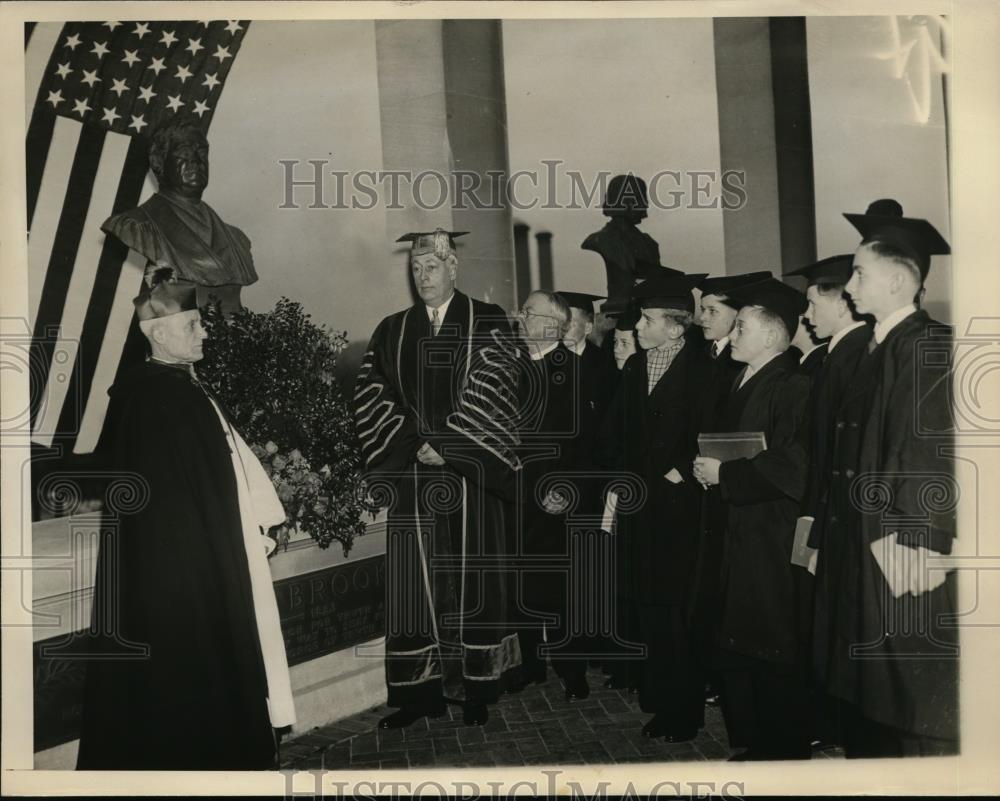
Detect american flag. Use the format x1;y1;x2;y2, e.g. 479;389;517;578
25;20;249;459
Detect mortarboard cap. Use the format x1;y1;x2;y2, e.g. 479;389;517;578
631;272;707;313
396;228;469;260
557;291;606;314
614;305;640;331
786;254;855;287
133;267;198;322
727;278;807;340
697;271;773;307
843;198;950;281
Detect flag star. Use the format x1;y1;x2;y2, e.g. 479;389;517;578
55;62;72;79
196;20;212;27
81;69;101;88
128;114;147;133
213;44;231;62
192;99;211;118
186;38;204;56
160;30;177;47
91;40;109;58
122;49;141;67
202;72;220;90
165;94;184;112
101;106;121;124
46;90;64;108
148;56;166;75
138;85;156;103
72;97;91;117
175;64;193;82
133;22;151;39
225;20;243;35
102;21;122;30
64;33;82;50
109;78;129;97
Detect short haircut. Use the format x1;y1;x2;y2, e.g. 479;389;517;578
814;281;866;322
531;290;571;336
862;240;923;288
644;307;694;332
149;117;207;181
744;304;790;350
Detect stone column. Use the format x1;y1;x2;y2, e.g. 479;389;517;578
374;20;515;308
535;231;554;291
513;222;532;306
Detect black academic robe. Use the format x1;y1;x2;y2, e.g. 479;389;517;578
354;291;523;704
76;361;275;771
715;352;811;666
798;343;829;386
572;341;617;510
815;310;957;743
688;340;744;654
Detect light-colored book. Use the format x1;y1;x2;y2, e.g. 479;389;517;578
697;431;767;462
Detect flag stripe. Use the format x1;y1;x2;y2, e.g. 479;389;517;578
74;252;147;454
34;131;130;447
27;116;78;328
29;123;107;429
24;23;63;229
59;136;151;446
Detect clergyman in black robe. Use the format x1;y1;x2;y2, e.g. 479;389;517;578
77;275;292;770
354;230;522;729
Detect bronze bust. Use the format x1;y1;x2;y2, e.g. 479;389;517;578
102;117;258;315
581;174;662;313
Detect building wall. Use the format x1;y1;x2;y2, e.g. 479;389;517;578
808;15;951;321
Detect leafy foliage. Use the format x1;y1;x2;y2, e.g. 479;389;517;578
198;298;366;554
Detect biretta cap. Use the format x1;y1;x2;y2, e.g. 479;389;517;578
557;291;606;313
786;254;855;287
697;271;773;302
397;228;469;259
632;272;707;313
133;267;198;322
727;278;807;340
843;198;950;281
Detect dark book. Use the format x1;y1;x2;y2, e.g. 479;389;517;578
696;431;767;462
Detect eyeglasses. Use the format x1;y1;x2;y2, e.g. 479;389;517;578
515;307;560;321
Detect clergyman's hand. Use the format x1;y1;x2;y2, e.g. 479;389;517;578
417;442;446;466
692;456;721;487
542;490;569;514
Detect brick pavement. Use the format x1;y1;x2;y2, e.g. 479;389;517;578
280;667;844;769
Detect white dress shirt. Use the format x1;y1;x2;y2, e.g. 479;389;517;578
426;291;456;332
873;304;917;345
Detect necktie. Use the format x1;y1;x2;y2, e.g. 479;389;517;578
867;334;877;354
431;307;441;336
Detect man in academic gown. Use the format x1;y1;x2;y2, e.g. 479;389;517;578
817;200;957;757
557;291;620;675
603;272;708;741
686;271;771;693
693;278;813;760
77;272;294;770
354;229;523;728
511;291;589;699
782;255;873;744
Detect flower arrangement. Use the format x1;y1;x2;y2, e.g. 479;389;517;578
197;297;366;554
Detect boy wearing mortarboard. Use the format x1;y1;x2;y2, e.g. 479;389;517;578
354;229;523;728
816;200;957;757
602;272;709;741
77;270;294;770
692;277;814;760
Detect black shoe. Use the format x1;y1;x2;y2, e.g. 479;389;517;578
378;702;445;730
664;728;698;743
463;702;488;726
562;674;589;701
603;675;626;690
